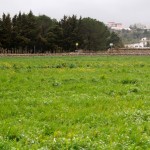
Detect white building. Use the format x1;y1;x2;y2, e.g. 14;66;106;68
125;37;150;48
140;37;147;46
125;43;144;48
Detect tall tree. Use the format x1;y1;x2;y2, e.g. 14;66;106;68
1;13;12;50
107;32;123;48
79;18;110;51
59;15;81;52
26;11;38;53
36;15;57;52
0;18;2;47
46;24;63;53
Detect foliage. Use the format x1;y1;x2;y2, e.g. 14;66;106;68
0;56;150;149
0;12;123;53
107;32;124;48
59;15;82;52
115;27;150;45
80;18;110;50
0;14;12;49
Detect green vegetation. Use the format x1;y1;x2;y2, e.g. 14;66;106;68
0;11;122;53
0;56;150;149
115;24;150;44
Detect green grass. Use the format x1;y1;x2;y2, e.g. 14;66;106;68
0;56;150;149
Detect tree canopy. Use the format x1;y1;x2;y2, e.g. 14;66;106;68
0;11;123;53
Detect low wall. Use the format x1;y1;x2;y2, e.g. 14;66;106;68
109;49;150;55
0;49;150;56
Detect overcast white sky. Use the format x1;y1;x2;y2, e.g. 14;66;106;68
0;0;150;27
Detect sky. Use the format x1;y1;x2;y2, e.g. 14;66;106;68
0;0;150;27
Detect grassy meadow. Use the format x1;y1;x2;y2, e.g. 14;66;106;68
0;56;150;149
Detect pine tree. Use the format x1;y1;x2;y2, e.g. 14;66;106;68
1;13;12;50
59;15;81;52
79;18;110;51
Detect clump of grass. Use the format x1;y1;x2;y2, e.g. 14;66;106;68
121;79;138;85
52;81;61;86
55;64;63;68
129;87;139;93
0;141;10;150
69;63;77;68
5;126;22;142
91;78;99;83
100;75;106;80
43;125;54;136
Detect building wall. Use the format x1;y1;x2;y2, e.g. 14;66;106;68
107;22;123;30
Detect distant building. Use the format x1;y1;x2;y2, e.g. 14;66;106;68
123;27;131;31
145;25;150;30
125;43;144;48
106;22;123;30
140;37;148;46
125;37;150;48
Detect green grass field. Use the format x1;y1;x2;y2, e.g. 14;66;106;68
0;56;150;149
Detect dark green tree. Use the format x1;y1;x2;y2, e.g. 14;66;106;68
107;32;123;48
1;13;12;50
26;11;39;53
79;18;110;51
59;15;81;52
0;18;3;47
46;24;63;53
36;15;57;52
11;14;18;51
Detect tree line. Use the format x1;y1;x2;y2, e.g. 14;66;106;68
0;11;123;53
